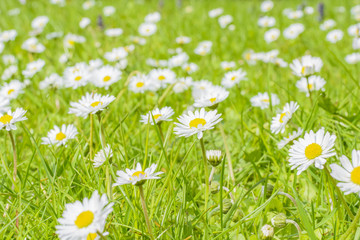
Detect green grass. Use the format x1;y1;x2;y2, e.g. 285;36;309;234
1;0;360;239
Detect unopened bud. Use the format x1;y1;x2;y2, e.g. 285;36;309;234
271;213;287;228
210;181;220;194
222;199;232;214
206;150;222;167
260;224;274;239
232;209;244;222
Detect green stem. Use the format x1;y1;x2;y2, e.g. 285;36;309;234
340;207;360;240
8;131;19;229
90;114;94;160
200;138;209;237
97;114;111;199
138;185;154;239
157;123;164;143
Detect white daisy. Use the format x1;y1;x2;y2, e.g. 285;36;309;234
68;93;116;118
182;62;199;74
2;65;18;80
138;22;157;37
64;64;91;89
148;68;176;89
192;80;214;99
208;8;223;18
63;33;86;48
0;108;27;131
113;163;163;186
283;23;304;39
92;65;122;89
173;77;193;93
250;92;280;109
345;53;360;64
296;75;326;96
128;73;155;93
326;29;343;43
176;36;191;44
174;108;222;139
220;61;236;71
103;6;115;16
2;54;17;65
21;37;45;53
92;145;113;168
144;12;161;23
264;28;280;43
330;150;360;195
320;19;336;31
130;36;146;45
194;41;212;56
289;55;323;77
0;30;17;42
22;59;46;78
56;190;113;240
270;101;299;134
79;17;91;29
104;47;128;62
193;86;229;108
277;128;303;149
140;106;174;125
168;52;189;68
39;73;64;89
46;32;63;40
41;124;78;147
105;28;123;37
289;128;336;175
221;68;247;88
348;23;360;37
218;15;233;29
258;16;276;28
260;0;274;12
0;80;24;100
31;16;49;30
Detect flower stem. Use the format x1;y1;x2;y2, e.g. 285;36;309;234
219;125;236;186
8;131;19;229
90;114;94;160
277;192;297;207
200;138;209;237
97;114;111;199
157;123;164;143
209;167;216;184
138;185;154;239
340;207;360;240
286;219;301;239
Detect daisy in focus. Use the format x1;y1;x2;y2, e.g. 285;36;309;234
140;106;174;125
92;65;122;89
68;93;116;118
289;55;323;77
193;86;229;108
330;150;360;195
113;163;163;186
296;75;326;96
92;145;113;168
270;101;299;134
0;108;27;131
41;124;78;147
56;190;113;240
174;108;222;139
289;128;336;175
250;92;280;109
221;68;247;88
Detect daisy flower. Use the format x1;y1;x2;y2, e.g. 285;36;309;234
208;8;223;18
2;65;18;80
21;37;45;53
326;29;343;43
250;92;280;109
105;28;123;37
63;33;86;48
41;124;78;147
289;128;336;175
113;163;163;186
182;62;199;74
218;15;233;29
345;53;360;64
138;22;157;36
320;19;336;31
104;47;128;62
92;65;122;89
68;93;116;118
193;86;229;108
220;61;236;71
92;145;113;168
173;77;193;93
144;12;161;23
289;55;323;77
22;59;45;78
283;23;304;39
296;75;326;96
277;128;303;149
348;24;360;37
194;41;212;56
148;68;176;89
168;52;189;68
176;36;191;44
128;73;155;93
31;16;49;30
64;65;91;89
0;108;27;131
103;6;115;16
0;30;17;42
260;0;274;12
79;17;91;29
330;150;360;195
0;80;24;100
140;106;174;125
56;190;113;240
264;28;280;43
270;101;299;134
221;68;247;88
258;16;276;28
174;108;222;139
130;36;146;45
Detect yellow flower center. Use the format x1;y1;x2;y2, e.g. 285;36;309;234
0;114;13;124
74;76;82;81
189;118;207;128
231;76;236;81
74;211;94;228
91;101;103;107
153;114;162;120
351;167;360;185
210;97;217;103
261;99;269;102
307;84;313;90
245;53;251;60
55;132;66;141
7;89;15;95
132;171;145;177
304;143;322;160
279;112;287;123
185;66;191;71
87;233;97;240
158;75;166;81
136;82;144;88
103;76;111;82
68;40;75;46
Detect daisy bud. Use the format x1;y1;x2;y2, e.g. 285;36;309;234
222;199;232;214
232;209;244;222
271;213;287;228
260;224;274;239
210;181;220;194
206;150;223;167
